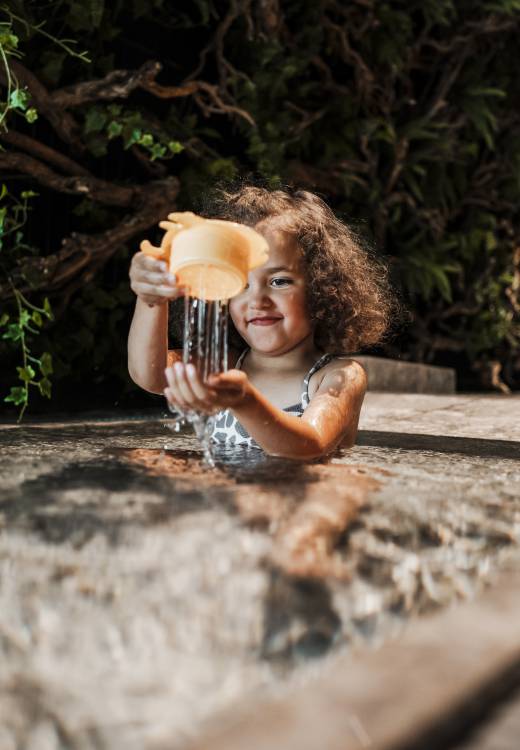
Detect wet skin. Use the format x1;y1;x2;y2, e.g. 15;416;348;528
163;224;367;459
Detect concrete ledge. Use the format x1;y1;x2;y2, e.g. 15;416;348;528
184;567;520;750
353;356;456;394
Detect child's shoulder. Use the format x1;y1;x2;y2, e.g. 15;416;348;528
308;355;367;400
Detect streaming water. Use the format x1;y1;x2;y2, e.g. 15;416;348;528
166;294;229;466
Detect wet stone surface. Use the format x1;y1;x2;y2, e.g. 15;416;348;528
0;394;519;749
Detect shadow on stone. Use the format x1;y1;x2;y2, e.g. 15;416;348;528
261;568;341;665
0;454;235;547
358;430;520;460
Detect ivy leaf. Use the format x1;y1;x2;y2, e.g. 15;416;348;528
9;88;29;111
40;352;53;376
107;120;123;138
19;309;30;327
43;297;53;319
17;365;36;383
107;104;122;118
32;310;43;327
25;108;38;123
84;108;107;134
124;128;142;148
138;133;154;147
149;143;166;161
4;386;27;406
168;140;184;154
38;378;52;398
2;323;23;341
0;32;19;52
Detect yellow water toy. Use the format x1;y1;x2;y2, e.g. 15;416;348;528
140;212;269;300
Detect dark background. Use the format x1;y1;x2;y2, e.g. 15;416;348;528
1;0;519;418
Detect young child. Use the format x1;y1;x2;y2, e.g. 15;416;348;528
128;184;394;459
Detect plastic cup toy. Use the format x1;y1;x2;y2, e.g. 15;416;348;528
140;212;269;300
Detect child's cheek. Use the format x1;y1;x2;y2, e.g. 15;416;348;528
229;301;245;332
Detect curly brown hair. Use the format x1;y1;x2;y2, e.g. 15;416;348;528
196;180;397;354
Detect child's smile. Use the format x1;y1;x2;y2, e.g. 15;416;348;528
229;225;313;356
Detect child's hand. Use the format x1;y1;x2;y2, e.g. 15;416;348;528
130;251;185;306
164;363;251;414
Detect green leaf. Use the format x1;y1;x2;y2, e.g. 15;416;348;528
4;386;27;406
107;120;123;138
17;365;36;383
0;184;8;201
25;108;38;123
19;309;30;327
40;352;53;376
0;32;19;51
467;87;506;98
9;88;29;110
125;128;142;148
431;266;453;302
38;377;52;398
107;104;122;117
149;143;166;161
138;133;154;147
2;323;23;341
21;190;39;199
485;231;497;251
43;297;53;319
84;108;107;134
168;140;184;154
32;310;43;327
0;312;9;326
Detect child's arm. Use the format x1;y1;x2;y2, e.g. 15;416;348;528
128;252;184;394
227;361;366;458
164;360;366;459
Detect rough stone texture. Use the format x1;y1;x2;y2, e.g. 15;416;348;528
0;392;519;749
359;392;520;442
354;355;456;394
459;690;520;750
187;565;520;750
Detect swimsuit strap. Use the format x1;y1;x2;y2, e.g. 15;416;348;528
301;352;336;408
235;349;249;370
235;348;336;409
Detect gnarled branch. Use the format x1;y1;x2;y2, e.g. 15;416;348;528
0;151;136;206
1;176;180;302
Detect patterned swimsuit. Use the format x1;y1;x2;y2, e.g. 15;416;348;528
210;350;337;449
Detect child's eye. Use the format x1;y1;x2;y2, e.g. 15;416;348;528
270;277;293;288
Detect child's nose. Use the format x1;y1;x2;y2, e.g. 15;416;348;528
247;284;272;306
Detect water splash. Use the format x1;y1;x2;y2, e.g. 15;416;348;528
166;294;229;466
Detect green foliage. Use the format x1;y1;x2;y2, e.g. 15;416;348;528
0;183;53;418
1;288;53;417
82;103;184;160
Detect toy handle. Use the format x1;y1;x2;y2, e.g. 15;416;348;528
139;213;204;261
139;225;182;262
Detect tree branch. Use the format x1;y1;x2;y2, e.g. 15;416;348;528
51;59;256;126
0;151;136;206
1;60;83;151
51;60;163;107
0;130;90;176
1;176;180;301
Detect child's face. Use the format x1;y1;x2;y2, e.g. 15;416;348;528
229;225;312;356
